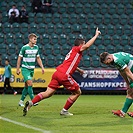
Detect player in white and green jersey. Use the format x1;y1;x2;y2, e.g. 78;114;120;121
16;33;44;107
100;52;133;118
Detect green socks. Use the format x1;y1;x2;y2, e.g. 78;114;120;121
21;87;28;101
28;86;34;100
122;98;133;113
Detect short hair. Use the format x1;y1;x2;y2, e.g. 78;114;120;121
28;33;38;39
100;52;109;63
5;59;9;62
74;38;85;46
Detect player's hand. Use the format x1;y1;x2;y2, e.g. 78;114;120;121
42;68;45;74
82;70;88;78
16;69;20;75
95;27;101;37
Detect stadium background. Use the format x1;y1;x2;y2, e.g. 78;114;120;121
0;0;132;94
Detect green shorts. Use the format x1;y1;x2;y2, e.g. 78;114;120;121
21;68;34;82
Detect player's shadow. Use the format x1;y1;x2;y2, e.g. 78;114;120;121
71;118;132;127
0;106;17;115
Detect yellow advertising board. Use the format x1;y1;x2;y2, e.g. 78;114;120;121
0;68;56;88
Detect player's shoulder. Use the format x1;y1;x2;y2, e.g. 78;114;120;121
22;44;28;49
72;45;82;53
34;44;39;49
72;45;81;49
8;64;11;68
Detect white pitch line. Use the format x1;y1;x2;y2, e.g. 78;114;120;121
0;116;51;133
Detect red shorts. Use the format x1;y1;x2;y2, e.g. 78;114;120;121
48;71;79;91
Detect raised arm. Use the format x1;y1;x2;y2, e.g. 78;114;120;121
80;27;101;52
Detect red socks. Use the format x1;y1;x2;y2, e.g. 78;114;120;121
32;95;75;111
32;93;43;104
63;98;74;110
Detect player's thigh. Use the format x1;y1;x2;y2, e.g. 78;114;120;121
63;75;80;91
4;78;7;86
48;78;60;90
22;68;33;82
4;78;8;84
48;71;60;90
30;70;34;78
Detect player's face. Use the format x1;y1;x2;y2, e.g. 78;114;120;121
5;61;9;65
30;37;37;46
103;56;113;65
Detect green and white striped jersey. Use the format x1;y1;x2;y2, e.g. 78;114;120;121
112;52;133;72
19;44;40;69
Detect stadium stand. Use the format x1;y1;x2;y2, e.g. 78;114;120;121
0;0;132;68
59;34;67;44
46;54;55;67
10;54;18;67
0;44;7;55
52;44;61;56
91;55;100;68
51;33;59;44
12;23;20;33
61;13;69;24
82;55;91;68
8;43;16;55
55;23;64;35
56;54;64;66
35;13;44;24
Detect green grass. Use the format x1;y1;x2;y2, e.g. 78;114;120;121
0;95;133;133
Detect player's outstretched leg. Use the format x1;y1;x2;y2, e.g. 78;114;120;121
23;87;55;116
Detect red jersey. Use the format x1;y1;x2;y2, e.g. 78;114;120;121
56;45;82;75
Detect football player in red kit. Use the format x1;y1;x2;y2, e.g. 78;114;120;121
23;28;101;116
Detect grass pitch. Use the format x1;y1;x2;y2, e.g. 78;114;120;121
0;94;133;133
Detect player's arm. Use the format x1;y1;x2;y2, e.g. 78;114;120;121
76;67;84;75
76;67;88;78
119;69;130;86
122;67;133;83
36;56;45;74
16;56;22;75
80;27;101;52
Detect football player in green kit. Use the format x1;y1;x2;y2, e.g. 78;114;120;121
16;33;44;107
100;52;133;118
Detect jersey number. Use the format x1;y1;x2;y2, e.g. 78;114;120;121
65;50;72;60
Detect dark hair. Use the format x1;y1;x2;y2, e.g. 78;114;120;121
74;38;85;46
100;52;109;63
5;59;9;62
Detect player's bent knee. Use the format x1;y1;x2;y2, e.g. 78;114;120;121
73;88;82;96
127;89;133;98
77;89;82;95
26;80;33;86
